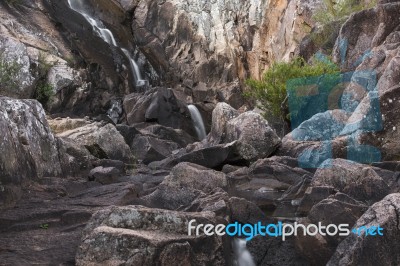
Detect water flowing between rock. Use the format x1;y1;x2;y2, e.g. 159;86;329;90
67;0;146;87
233;238;256;266
188;104;207;140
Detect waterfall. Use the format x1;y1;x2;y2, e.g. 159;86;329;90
67;0;146;87
188;104;207;140
233;239;256;266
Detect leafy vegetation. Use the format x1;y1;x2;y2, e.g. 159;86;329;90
35;83;54;106
244;57;340;126
33;53;55;107
0;55;22;93
313;0;376;25
311;0;376;48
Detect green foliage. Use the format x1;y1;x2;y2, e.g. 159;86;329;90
244;57;340;124
40;224;49;229
311;0;376;48
35;83;54;106
313;0;376;26
0;55;22;93
34;52;55;107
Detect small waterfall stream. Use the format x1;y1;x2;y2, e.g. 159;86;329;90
233;239;256;266
67;0;146;87
188;104;207;140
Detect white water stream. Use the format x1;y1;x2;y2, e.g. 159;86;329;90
188;104;207;140
67;0;146;86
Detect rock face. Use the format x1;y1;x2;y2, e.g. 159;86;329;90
76;206;227;266
58;122;134;163
123;87;195;136
328;193;400;266
127;0;318;84
0;97;63;184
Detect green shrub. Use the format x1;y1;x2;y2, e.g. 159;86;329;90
244;57;340;125
0;56;22;93
313;0;376;26
311;0;376;48
35;82;54;107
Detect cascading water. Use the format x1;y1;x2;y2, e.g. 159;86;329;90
233;238;256;266
188;104;207;140
67;0;146;87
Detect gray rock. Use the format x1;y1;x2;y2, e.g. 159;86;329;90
58;122;134;163
162;162;227;194
248;235;309;266
76;206;227;266
208;102;239;145
88;166;121;185
225;111;281;162
328;193;400;266
0;97;63;184
131;135;180;164
312;159;390;204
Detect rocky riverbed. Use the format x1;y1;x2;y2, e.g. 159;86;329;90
1;0;400;265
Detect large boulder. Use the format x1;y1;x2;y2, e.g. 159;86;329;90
123;87;195;136
207;102;239;145
328;193;400;266
225;111;281;162
0;97;63;184
162;162;227;194
312;159;390;204
75;206;228;265
58;122;134;163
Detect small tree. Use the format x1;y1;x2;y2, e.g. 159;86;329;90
0;55;22;93
244;57;340;128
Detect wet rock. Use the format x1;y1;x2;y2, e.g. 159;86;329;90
0;97;63;184
225;111;281;162
75;206;227;266
328;193;400;266
58;122;134;163
123;87;195;136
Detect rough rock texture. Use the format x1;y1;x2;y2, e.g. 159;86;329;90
127;0;319;84
295;193;368;265
58;122;134;163
226;111;281;162
0;97;63;184
76;206;228;266
312;159;391;204
162;162;227;194
328;193;400;266
123;87;195;136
